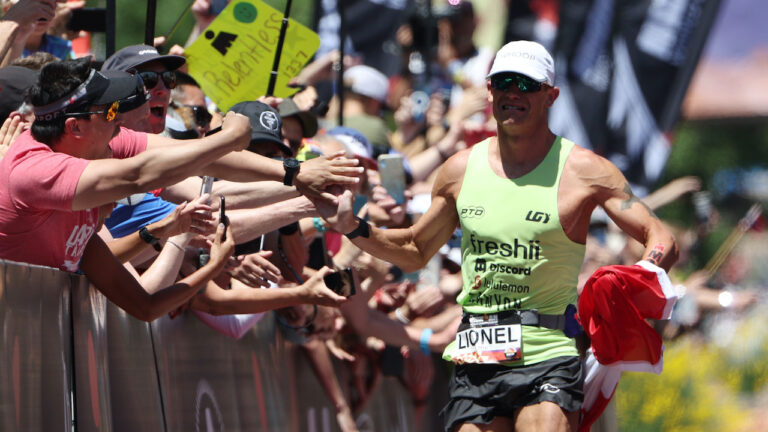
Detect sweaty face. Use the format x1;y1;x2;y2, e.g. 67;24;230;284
488;77;557;134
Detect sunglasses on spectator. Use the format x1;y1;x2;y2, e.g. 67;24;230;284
65;100;120;122
490;73;544;93
138;70;176;89
174;103;212;128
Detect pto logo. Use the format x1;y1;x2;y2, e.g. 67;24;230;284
525;211;550;224
460;206;485;218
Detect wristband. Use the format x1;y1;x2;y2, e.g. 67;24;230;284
166;240;186;252
395;307;411;324
139;226;162;252
419;328;433;354
344;216;370;239
313;217;327;234
278;221;300;235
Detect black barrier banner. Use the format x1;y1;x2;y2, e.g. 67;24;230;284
550;0;721;190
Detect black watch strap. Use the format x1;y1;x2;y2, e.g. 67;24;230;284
344;217;370;239
139;226;162;252
283;158;300;186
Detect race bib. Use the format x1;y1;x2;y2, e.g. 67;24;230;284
450;322;522;364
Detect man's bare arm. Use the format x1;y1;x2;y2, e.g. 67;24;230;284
595;157;679;271
80;224;233;322
146;134;362;203
160;177;299;210
321;152;468;272
73;113;250;210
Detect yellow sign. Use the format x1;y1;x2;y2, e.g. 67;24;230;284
185;0;320;111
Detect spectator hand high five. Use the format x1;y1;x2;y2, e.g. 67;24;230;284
295;151;363;204
311;189;358;235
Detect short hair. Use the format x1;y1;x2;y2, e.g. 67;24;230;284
10;52;58;71
29;57;93;145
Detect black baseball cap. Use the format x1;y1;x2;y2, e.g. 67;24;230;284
277;98;318;138
0;66;38;121
229;101;291;156
33;68;139;122
102;44;186;72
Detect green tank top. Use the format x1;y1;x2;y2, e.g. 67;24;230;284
443;137;585;366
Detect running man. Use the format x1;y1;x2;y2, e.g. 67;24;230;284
317;40;678;431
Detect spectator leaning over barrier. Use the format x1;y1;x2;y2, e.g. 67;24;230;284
0;57;254;321
102;44;364;209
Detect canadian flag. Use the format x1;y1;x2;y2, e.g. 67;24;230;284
577;261;677;431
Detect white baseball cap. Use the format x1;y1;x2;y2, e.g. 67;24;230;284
487;40;555;85
344;65;389;104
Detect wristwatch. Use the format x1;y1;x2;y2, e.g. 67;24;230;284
139;226;162;252
344;216;370;239
283;158;300;186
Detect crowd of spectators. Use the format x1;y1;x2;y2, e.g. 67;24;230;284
0;0;762;431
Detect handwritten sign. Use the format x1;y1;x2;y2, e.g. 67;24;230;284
185;0;320;111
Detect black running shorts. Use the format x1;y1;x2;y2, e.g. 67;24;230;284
440;356;583;432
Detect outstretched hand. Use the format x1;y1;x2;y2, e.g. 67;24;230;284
226;250;280;288
0;115;25;160
310;189;358;235
300;266;348;308
154;194;215;238
295;151;363;204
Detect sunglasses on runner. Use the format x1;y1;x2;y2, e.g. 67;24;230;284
138;70;177;89
65;100;120;122
490;73;544;93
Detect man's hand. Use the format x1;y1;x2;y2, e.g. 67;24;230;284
2;0;57;43
151;195;215;239
0;115;25;159
190;0;218;30
299;266;348;307
208;222;235;267
311;189;358;235
294;151;362;204
226;251;280;287
219;111;252;151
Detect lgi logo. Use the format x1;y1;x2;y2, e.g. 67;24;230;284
525;211;550;224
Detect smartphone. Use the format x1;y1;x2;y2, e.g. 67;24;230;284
209;0;229;15
66;8;107;33
324;268;356;297
200;176;214;197
219;195;227;240
377;154;406;204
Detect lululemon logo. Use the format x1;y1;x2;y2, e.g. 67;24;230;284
260;111;279;131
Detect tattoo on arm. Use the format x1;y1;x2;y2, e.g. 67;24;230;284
645;243;665;266
620;184;658;219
